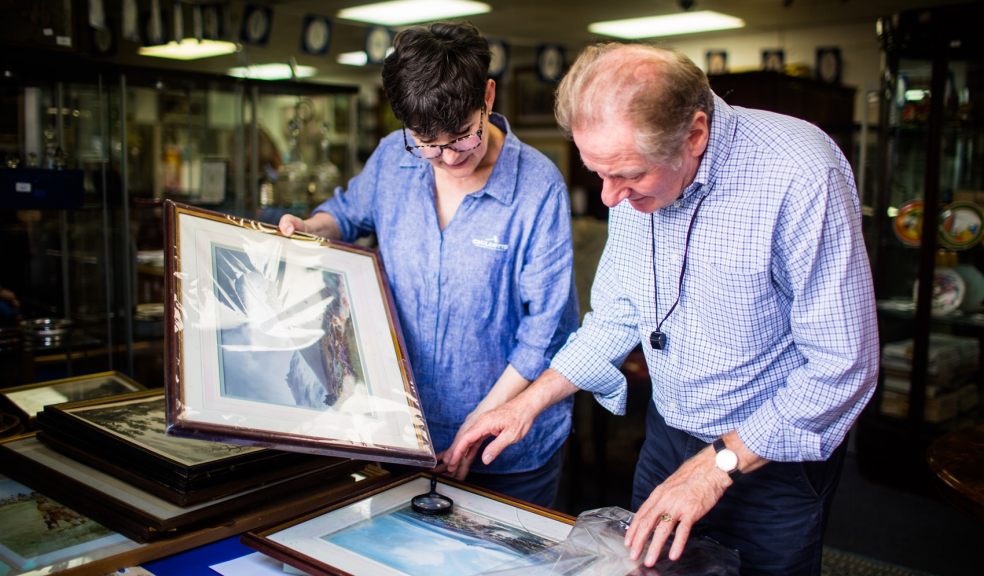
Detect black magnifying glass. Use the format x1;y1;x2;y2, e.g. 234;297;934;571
411;476;453;515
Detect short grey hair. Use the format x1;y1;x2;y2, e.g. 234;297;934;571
555;43;713;166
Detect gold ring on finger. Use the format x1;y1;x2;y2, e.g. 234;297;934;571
659;512;673;523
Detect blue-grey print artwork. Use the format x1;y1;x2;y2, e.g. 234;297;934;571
323;504;556;575
211;243;367;410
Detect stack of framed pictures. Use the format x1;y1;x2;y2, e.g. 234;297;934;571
0;443;388;576
35;390;359;506
242;473;576;576
2;391;370;541
0;371;145;429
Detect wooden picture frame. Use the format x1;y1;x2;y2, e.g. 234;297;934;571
706;50;728;75
761;49;785;73
0;462;389;576
35;390;359;505
0;371;145;429
513;66;558;127
0;434;383;542
163;201;434;467
242;473;575;576
0;473;139;576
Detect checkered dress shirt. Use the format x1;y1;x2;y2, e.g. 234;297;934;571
552;95;879;462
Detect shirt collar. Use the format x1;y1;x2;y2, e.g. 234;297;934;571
683;92;736;200
481;112;519;205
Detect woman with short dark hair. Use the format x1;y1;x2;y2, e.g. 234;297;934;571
279;22;578;507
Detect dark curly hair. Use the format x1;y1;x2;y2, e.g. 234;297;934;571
381;22;490;140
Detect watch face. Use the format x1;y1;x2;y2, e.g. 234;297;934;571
715;448;739;472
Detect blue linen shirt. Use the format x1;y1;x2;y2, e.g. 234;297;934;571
314;113;579;473
551;95;879;462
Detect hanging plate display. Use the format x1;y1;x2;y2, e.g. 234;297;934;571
914;268;966;315
939;201;984;250
893;199;923;247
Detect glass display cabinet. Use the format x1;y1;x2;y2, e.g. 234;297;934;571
0;53;359;389
859;3;984;490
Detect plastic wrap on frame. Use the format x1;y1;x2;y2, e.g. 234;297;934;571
479;507;740;576
164;201;435;467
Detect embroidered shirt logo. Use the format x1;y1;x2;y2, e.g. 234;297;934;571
472;235;508;252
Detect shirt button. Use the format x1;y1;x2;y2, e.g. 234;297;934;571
667;402;678;412
673;200;683;208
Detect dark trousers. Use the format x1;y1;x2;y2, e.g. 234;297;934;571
466;446;565;508
632;402;846;576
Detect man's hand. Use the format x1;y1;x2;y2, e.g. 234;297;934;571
434;413;482;480
443;368;579;474
625;446;730;566
442;399;535;474
626;432;766;566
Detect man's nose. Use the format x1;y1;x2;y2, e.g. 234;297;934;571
600;179;630;208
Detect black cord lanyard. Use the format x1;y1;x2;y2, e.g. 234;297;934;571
649;193;709;350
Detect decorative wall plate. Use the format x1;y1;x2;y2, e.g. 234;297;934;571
914;268;966;315
893;199;923;247
939;201;984;250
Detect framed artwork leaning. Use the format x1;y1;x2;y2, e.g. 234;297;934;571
35;390;360;505
163;201;435;467
0;371;145;428
242;473;575;576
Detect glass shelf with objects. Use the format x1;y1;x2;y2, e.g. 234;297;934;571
859;3;984;491
0;55;360;389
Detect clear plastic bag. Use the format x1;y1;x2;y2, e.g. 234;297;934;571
479;507;740;576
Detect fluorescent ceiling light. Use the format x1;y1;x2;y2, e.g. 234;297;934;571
138;39;238;60
338;0;491;26
338;51;369;66
589;10;745;39
226;64;318;80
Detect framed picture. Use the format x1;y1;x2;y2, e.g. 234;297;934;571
36;391;360;505
242;473;574;576
0;473;139;576
0;434;387;541
0;371;145;428
198;159;227;204
163;201;434;467
706;50;728;75
761;49;785;72
816;46;842;84
513;66;558;127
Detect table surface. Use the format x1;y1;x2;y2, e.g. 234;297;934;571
926;423;984;518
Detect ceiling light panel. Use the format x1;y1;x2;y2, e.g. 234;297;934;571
589;11;745;39
338;0;491;26
138;39;238;60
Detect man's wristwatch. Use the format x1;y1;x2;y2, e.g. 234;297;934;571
713;438;742;480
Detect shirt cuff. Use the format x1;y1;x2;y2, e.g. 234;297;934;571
738;399;825;462
508;342;549;382
551;338;629;416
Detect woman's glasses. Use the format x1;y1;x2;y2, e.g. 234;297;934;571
403;108;485;159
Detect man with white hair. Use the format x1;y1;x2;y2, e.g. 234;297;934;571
446;43;878;576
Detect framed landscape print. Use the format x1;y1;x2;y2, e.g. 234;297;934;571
36;390;359;505
163;201;434;467
0;434;383;542
242;473;575;576
0;474;138;576
0;371;144;428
